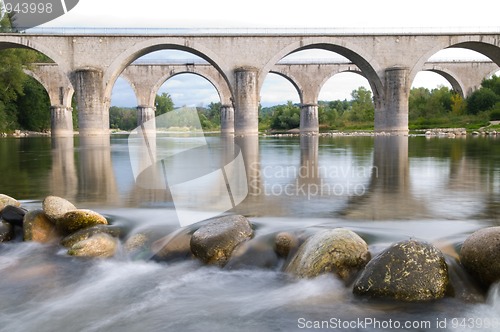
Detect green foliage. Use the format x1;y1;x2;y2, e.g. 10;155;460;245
466;88;500;115
490;103;500;121
155;92;174;115
109;106;137;131
16;77;51;131
0;48;45;132
269;101;301;130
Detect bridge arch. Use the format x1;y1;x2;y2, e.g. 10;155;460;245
104;38;232;107
150;68;231;107
419;67;465;97
0;36;69;73
267;70;304;103
410;36;500;85
261;38;384;102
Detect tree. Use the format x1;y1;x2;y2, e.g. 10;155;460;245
466;88;499;114
346;87;374;122
155;92;174;115
269;101;300;130
16;77;51;131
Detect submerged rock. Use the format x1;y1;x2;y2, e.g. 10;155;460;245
0;221;14;242
0;205;27;227
274;232;299;258
56;209;108;235
225;237;279;270
151;229;193;262
60;224;120;248
460;227;500;287
353;239;449;302
42;195;77;221
68;233;118;258
190;215;254;266
0;194;21;212
23;210;59;243
285;228;370;281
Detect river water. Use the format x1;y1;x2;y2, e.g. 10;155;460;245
0;134;500;331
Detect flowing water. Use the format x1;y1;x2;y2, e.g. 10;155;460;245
1;134;500;331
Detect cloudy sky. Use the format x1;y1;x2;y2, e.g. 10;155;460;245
40;0;499;107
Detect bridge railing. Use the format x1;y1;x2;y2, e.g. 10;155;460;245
1;26;500;35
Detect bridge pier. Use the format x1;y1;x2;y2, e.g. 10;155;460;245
300;104;319;134
221;104;235;134
51;106;74;137
234;68;259;136
137;106;156;126
375;67;410;134
74;69;110;136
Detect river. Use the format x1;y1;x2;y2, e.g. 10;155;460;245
0;134;499;331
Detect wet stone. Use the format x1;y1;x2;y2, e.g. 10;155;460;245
67;233;118;258
274;231;299;258
56;209;108;235
190;215;254;266
61;225;121;248
0;205;27;227
225;237;279;270
42;195;77;221
353;239;449;302
460;227;500;287
23;210;59;243
0;194;21;212
285;228;370;281
151;229;193;262
0;221;14;242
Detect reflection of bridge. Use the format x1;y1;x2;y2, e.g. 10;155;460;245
1;32;499;136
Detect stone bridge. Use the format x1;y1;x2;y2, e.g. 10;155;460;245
1;32;499;136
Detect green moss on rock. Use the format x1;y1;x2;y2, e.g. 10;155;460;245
353;239;449;302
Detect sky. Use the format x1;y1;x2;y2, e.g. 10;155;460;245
38;0;500;108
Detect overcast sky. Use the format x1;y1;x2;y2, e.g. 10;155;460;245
40;0;500;107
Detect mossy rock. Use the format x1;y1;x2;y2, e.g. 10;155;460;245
68;233;118;258
190;215;254;266
460;226;500;287
274;231;299;258
56;209;108;235
285;228;370;281
353;239;449;302
61;224;120;248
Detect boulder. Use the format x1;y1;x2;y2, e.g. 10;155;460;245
225;237;279;270
42;196;77;221
0;194;20;212
190;215;254;266
353;239;449;302
56;209;108;235
60;224;120;248
0;221;14;242
460;227;500;287
285;228;370;281
274;232;299;258
151;229;193;262
67;233;118;258
0;205;27;227
23;210;59;243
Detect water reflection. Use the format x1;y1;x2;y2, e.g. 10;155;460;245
2;134;500;222
49;137;77;201
76;136;119;206
340;136;428;220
